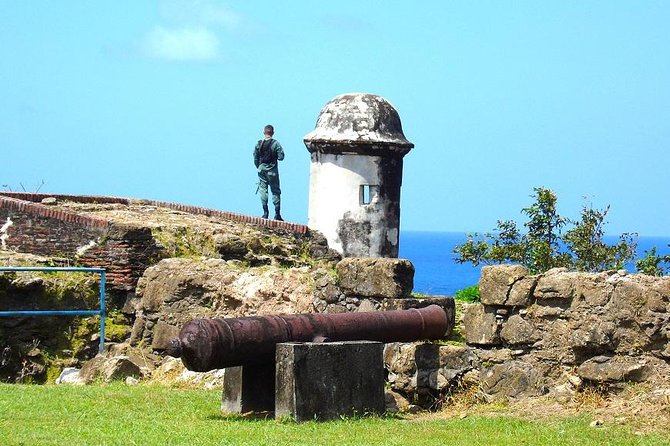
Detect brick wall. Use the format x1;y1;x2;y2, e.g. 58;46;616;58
0;192;309;234
0;192;310;293
0;195;159;292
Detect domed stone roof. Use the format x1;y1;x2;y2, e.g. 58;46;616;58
304;93;414;156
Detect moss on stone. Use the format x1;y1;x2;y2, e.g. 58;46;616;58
152;226;218;259
35;271;99;308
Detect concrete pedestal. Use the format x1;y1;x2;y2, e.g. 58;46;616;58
275;341;385;421
221;365;275;414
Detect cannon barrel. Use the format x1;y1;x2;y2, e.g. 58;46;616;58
167;305;450;371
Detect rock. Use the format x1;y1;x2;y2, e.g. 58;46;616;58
319;283;342;304
384;343;418;393
40;197;57;205
461;369;481;386
481;361;543;399
527;304;565;319
79;356;107;384
575;273;614;306
549;383;575;404
500;315;540;345
535;272;577;300
415;345;440;391
479;265;529;306
475;348;512;364
101;356;141;382
384;390;412;413
608;277;650;321
213;234;248;259
577;355;650;383
79;355;141;383
356;299;377;313
507;277;538;307
151;357;187;382
463;304;500;346
568;320;615;358
125;376;139;385
436;345;479;382
55;367;84;385
325;303;348;313
335;257;414;298
132;258;316;347
121;293;141;315
567;374;583;388
177;368;226;389
151;322;180;350
107;342;159;372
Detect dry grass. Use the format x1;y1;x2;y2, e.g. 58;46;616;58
428;382;670;437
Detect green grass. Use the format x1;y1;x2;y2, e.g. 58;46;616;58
0;383;668;446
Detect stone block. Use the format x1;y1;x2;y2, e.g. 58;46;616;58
535;271;577;300
275;341;385;421
500;315;540;346
151;322;180;350
463;304;500;346
221;365;275;414
479;265;528;306
481;360;543;399
336;257;414;298
383;342;418;393
575;273;615;306
576;355;650;383
436;345;479;387
507;277;537;307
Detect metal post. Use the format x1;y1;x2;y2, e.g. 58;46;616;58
99;270;106;354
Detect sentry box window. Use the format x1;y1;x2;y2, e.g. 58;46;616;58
359;184;378;205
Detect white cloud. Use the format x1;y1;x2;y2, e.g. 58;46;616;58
159;0;242;30
137;2;249;62
142;26;220;62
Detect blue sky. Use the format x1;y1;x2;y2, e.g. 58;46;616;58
2;1;669;236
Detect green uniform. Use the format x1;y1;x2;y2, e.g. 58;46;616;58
254;138;285;208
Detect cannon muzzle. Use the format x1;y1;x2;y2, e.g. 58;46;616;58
168;304;451;371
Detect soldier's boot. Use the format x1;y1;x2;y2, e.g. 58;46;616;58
261;204;269;219
274;205;283;221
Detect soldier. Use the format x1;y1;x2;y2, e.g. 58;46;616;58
254;124;285;220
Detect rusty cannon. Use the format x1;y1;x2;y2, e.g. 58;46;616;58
167;304;451;372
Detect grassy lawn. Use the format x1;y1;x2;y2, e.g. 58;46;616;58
0;383;668;446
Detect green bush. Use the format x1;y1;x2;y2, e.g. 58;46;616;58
454;285;480;303
636;246;670;276
454;187;638;274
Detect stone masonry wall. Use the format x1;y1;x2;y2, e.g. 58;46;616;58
384;265;670;407
462;265;670;400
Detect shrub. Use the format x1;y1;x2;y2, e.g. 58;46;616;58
454;187;638;274
636;246;670;276
454;285;480;303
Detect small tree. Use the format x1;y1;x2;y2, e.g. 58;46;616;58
454;187;638;274
636;247;670;276
562;205;637;272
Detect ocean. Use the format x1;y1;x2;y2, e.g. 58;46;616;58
399;231;670;296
